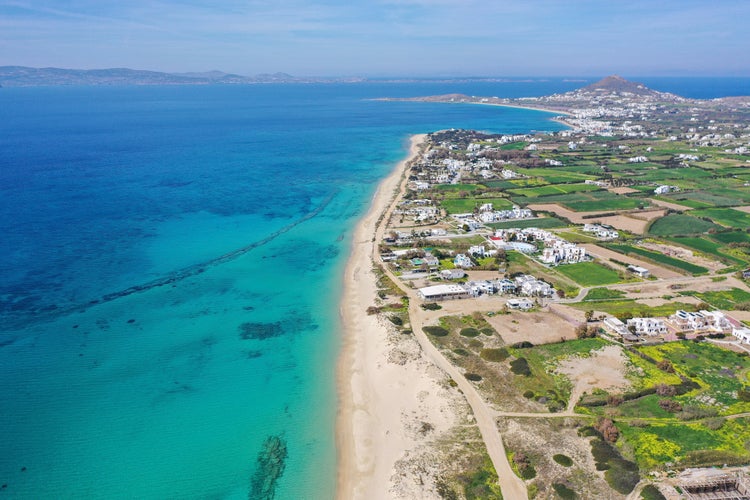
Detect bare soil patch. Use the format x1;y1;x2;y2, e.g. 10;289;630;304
641;241;723;272
485;310;576;345
527;203;665;234
608;186;640;195
557;345;631;409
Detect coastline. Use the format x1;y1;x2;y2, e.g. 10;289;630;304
336;134;429;499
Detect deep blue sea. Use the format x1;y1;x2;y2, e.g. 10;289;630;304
0;77;746;499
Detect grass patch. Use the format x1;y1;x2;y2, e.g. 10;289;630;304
552;454;573;467
507;183;601;198
441;197;513;214
424;326;449;337
480;348;509;362
435;183;484;192
691;207;750;228
485;217;568;230
640;484;666;500
460;327;481;338
711;230;750;244
606;244;708;275
583;288;626;301
552;483;576;499
648;214;722;236
571;299;698;320
554;262;623;286
684;287;750;310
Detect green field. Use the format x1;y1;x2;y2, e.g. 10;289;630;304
606;244;709;275
682;287;750;310
570;299;697;319
712;230;750;244
553;262;623;286
486;217;568;229
521;168;595;184
435;183;484;191
582;288;626;301
441;197;514;214
669;237;747;265
691;207;750;228
648;214;722;236
507;183;602;198
511;190;645;212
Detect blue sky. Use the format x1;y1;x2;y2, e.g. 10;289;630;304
1;0;748;76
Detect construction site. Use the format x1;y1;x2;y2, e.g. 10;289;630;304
678;470;750;500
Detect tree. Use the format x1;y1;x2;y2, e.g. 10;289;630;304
595;418;620;443
585;310;594;322
657;359;675;373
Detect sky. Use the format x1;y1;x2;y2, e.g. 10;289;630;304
1;0;749;77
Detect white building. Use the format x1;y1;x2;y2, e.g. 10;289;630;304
454;254;474;268
627;265;650;278
440;269;466;280
582;223;619;240
732;327;750;344
417;284;470;301
506;298;533;310
541;243;587;265
514;275;554;297
626;317;668;336
668;310;732;333
603;317;629;337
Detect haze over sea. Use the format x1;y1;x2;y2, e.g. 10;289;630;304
0;77;745;499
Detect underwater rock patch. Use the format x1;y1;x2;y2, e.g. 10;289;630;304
249;435;287;500
239;322;284;340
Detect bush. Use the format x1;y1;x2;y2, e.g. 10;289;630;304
605;458;639;494
421;302;442;310
510;357;531;376
594;417;619;443
512;452;536;480
480;327;495;336
523;390;535;399
678;405;718;421
512;341;534;349
388;315;403;326
738;387;750;402
552;483;576;499
553;454;573;467
423;326;449;337
460;327;480;337
703;417;725;430
453;348;469;356
655;383;677;396
480;348;509;362
607;394;624;406
657;359;675;373
465;373;482;382
640;484;666;500
658;399;682;413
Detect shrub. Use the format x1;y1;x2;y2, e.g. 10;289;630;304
655;383;677;396
552;483;576;499
480;327;495;336
678;405;718;421
453;348;469;356
512;452;536;480
607;394;624;407
523;390;535;399
594;417;619;443
423;326;449;337
512;341;534;349
421;302;442;310
480;348;509;362
460;327;480;337
738;387;750;402
510;357;531;376
388;315;403;326
605;458;639;494
640;485;666;500
553;454;573;467
366;306;381;315
658;399;683;413
657;359;675;373
465;373;482;382
703;417;726;430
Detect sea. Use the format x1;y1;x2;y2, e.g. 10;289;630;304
0;77;746;499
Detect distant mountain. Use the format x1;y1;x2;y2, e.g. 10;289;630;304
581;75;671;97
0;66;363;86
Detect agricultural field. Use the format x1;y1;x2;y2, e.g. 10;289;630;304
505;251;579;295
485;217;568;230
691;207;750;228
712;230;750;244
512;191;645;212
606;243;709;275
570;299;698;319
506;183;601;198
668;237;747;265
680;287;750;310
647;214;722;236
520;168;595;184
553;261;624;286
435;183;485;192
441;197;514;214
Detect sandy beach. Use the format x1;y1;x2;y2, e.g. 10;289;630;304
336;134;459;499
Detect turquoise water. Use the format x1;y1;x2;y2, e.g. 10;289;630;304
1;78;737;498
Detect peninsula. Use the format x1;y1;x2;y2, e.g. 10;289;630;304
339;76;750;499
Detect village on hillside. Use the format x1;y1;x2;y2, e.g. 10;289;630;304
372;77;750;499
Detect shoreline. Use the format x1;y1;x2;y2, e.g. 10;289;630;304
335;134;427;499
